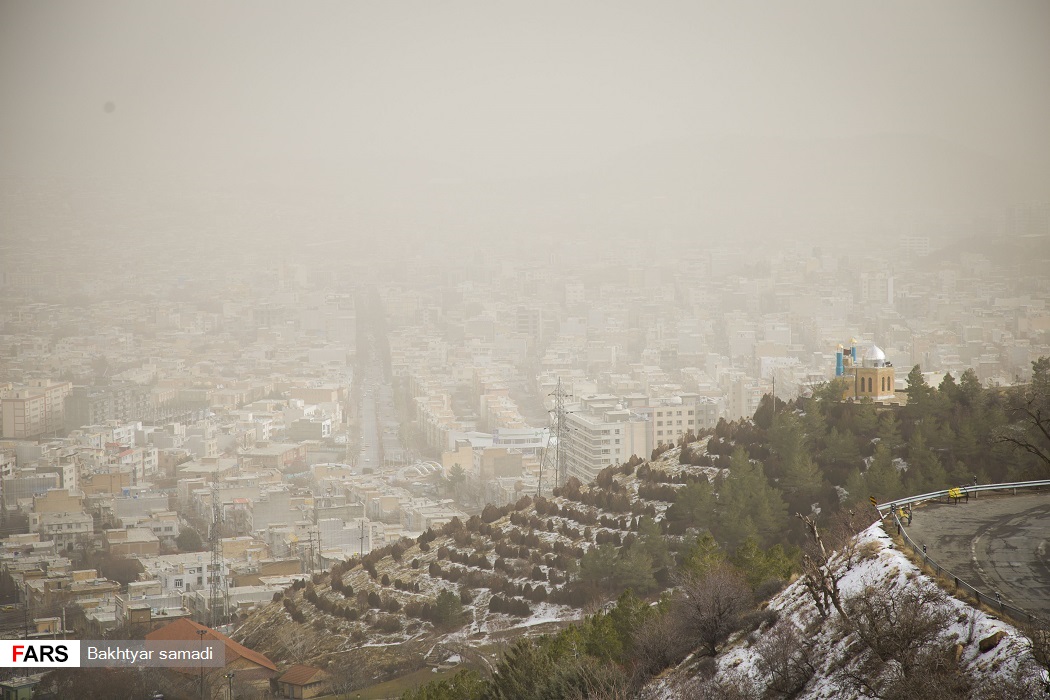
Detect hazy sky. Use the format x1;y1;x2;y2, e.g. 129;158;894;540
1;1;1048;248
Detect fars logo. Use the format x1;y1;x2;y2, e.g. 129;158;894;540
0;641;81;667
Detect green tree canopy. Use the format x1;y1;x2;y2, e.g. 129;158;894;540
715;448;789;549
865;442;903;502
680;532;726;576
175;526;204;552
636;516;672;571
905;365;934;419
664;478;714;532
730;536;797;589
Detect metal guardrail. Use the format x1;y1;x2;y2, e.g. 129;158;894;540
875;479;1050;514
882;480;1050;625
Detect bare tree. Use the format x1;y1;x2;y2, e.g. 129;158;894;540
673;563;753;657
795;512;854;623
969;662;1049;700
680;667;763;700
326;660;356;700
834;582;969;699
996;356;1050;474
568;663;637;700
632;608;689;678
841;583;950;670
282;631;312;665
1027;621;1050;670
754;621;817;698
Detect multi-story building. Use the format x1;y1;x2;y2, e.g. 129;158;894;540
288;418;332;441
238;442;307;471
24;569;120;611
105;528;161;557
0;448;15;479
1;380;72;439
490;427;549;455
562;395;650;484
136;552;230;595
32;511;94;550
64;383;153;431
637;393;719;447
115;580;188;630
2;473;61;510
140;511;180;540
725;375;768;421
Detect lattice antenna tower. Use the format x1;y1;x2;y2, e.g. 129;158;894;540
208;486;223;628
539;378;571;495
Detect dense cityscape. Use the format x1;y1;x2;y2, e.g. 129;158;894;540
2;1;1049;698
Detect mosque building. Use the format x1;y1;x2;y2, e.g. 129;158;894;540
836;341;896;403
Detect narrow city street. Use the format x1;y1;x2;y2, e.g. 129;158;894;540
353;292;410;473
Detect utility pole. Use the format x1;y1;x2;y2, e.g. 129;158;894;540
308;527;320;573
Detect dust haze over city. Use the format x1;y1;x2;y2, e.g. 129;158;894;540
2;2;1050;699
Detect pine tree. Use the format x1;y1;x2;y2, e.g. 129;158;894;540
905;365;934;420
843;468;869;509
434;589;465;629
769;411;805;477
954;420;978;462
716;448;789;549
730;536;797;589
801;403;829;446
636;516;671;571
821;427;862;477
865;442;903;501
680;533;726;576
781;451;825;509
939;371;959;401
959;368;982;407
876;411;904;452
850;400;879;439
664;478;714;531
905;427;947;493
615;546;657;594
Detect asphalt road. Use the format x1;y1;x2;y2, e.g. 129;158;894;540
903;491;1050;618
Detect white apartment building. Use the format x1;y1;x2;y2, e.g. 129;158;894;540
636;393;723;447
136;552;230;596
562;395;650;484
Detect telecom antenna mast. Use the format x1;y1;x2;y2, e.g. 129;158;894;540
208;487;223;628
539;378;570;495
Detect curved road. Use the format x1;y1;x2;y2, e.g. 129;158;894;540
903;491;1050;619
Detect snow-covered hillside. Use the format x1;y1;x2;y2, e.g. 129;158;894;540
647;522;1046;699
